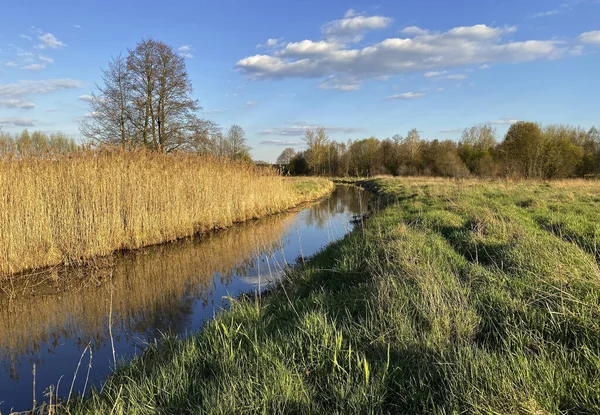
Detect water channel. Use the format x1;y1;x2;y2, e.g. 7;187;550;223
0;185;368;413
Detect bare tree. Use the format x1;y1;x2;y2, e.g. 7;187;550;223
80;55;134;146
81;38;201;152
225;125;252;160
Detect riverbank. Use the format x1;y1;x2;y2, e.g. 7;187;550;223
65;177;600;414
0;149;333;278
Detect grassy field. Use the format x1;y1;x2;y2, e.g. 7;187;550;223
64;177;600;414
0;149;332;278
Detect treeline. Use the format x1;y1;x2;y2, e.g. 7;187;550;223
0;130;79;158
279;123;600;179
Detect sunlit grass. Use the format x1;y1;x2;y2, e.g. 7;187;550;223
64;177;600;414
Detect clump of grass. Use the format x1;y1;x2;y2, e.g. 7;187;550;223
0;148;333;278
64;177;600;414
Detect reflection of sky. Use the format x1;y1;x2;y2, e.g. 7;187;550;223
0;186;368;413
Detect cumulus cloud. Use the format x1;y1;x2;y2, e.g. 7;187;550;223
242;101;258;108
446;74;467;80
386;92;425;100
400;26;429;36
260;122;361;136
5;61;18;67
322;9;392;41
0;79;84;109
22;63;45;71
19;34;32;41
0;117;36;127
579;30;600;44
236;19;574;90
177;45;194;58
37;33;67;49
277;40;341;57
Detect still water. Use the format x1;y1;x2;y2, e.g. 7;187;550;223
0;185;368;413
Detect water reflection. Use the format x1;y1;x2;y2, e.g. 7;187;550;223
0;185;368;412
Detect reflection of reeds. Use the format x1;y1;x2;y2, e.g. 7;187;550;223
0;148;330;277
0;212;294;364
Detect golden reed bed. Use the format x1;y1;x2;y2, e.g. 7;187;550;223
0;148;332;277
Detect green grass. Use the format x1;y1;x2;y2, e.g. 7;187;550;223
288;177;336;200
64;178;600;414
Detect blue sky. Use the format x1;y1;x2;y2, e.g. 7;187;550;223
0;0;599;161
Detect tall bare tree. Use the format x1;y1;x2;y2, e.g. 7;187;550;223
81;38;201;152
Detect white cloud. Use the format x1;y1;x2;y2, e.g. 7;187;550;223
37;33;67;49
490;118;520;125
400;26;429;36
5;61;18;67
78;112;101;120
78;95;94;103
277;40;341;57
259;139;305;147
22;63;45;71
0;99;35;109
386;92;425;100
322;10;392;41
532;0;599;18
424;70;447;78
318;76;360;91
74;24;81;29
242;101;258;108
446;74;467;80
257;38;283;48
39;55;54;64
0;79;84;109
177;45;195;58
19;34;32;41
260;123;361;136
579;30;600;45
479;64;491;69
533;10;560;18
0;117;36;127
236;22;572;90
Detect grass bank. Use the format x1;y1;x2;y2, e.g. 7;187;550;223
66;177;600;414
0;149;332;278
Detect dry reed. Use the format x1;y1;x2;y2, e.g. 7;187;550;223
0;148;332;277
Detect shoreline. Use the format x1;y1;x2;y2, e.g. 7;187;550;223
1;177;334;281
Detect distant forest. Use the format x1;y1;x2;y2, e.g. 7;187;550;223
277;123;600;179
